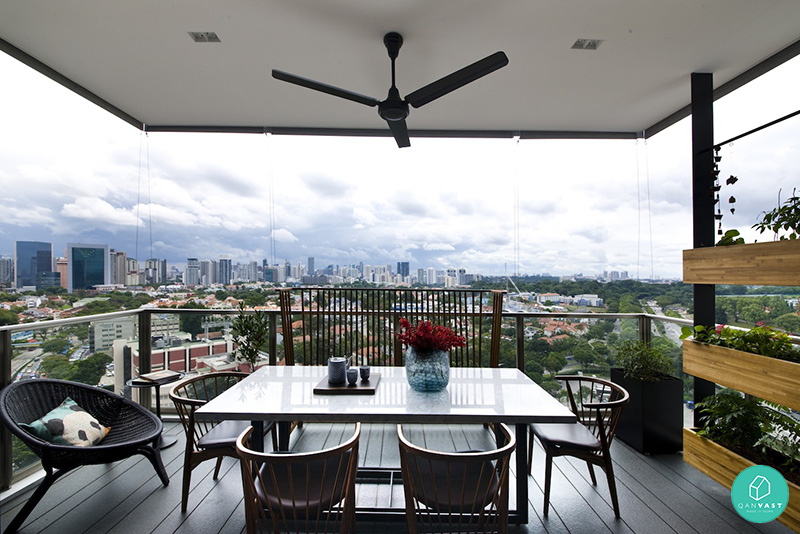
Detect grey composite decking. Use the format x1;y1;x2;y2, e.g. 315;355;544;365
1;422;793;534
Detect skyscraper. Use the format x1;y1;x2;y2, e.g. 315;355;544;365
185;258;200;285
219;257;232;285
397;261;410;278
0;256;15;286
109;249;127;285
308;256;315;275
67;243;110;292
14;241;53;289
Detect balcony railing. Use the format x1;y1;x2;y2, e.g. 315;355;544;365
0;305;692;492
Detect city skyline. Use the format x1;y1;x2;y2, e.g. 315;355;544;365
2;53;800;279
3;238;636;291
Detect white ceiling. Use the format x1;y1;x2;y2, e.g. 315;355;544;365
1;0;799;141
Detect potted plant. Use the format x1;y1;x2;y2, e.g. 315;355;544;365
684;389;800;531
397;318;465;392
231;302;270;372
610;340;683;454
681;324;800;411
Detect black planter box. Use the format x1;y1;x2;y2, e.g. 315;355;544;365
610;368;683;454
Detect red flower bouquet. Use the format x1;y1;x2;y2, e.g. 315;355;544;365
397;318;466;354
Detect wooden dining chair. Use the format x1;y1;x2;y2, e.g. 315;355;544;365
236;422;361;534
169;372;277;512
397;423;516;534
528;375;629;517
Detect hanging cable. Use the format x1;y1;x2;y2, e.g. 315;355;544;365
643;138;655;280
513;136;520;278
265;133;277;267
146;132;154;262
135;130;144;265
635;139;641;280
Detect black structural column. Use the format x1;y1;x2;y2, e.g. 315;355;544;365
691;72;717;426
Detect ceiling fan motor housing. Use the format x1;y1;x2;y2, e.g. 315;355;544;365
379;87;409;121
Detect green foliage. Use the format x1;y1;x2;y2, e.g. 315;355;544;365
179;301;208;337
773;313;800;335
0;308;19;326
40;337;70;355
682;324;799;362
231;302;270;371
753;189;800;240
613;340;673;381
40;352;112;385
716;228;745;246
697;389;800;473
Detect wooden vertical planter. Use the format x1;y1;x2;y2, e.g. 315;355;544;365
683;428;800;532
682;340;800;412
683;240;800;286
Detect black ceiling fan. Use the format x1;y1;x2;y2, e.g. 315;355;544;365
272;32;508;148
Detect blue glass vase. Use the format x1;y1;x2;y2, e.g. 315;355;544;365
405;347;450;392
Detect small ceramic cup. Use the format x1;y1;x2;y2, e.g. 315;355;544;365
346;367;359;386
360;366;371;381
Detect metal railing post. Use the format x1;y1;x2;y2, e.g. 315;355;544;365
0;328;12;490
515;314;525;371
138;309;152;411
269;312;277;365
639;314;652;345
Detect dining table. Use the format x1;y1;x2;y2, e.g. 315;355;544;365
195;365;576;524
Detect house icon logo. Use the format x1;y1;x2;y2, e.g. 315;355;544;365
731;465;788;523
749;475;770;501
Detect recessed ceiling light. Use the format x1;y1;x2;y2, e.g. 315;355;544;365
572;38;603;50
189;32;221;43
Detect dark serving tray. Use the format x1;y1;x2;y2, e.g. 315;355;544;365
313;373;381;395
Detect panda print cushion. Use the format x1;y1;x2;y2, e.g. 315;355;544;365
21;397;110;447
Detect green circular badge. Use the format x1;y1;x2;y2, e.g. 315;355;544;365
731;465;789;523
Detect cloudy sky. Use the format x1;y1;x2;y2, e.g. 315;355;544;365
1;52;799;280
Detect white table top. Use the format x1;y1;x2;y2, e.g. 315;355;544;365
195;366;576;425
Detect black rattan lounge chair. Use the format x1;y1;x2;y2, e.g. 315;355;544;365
0;378;169;534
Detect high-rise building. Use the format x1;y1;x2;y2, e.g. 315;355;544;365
308;256;315;275
219;257;232;285
126;258;141;286
14;241;52;289
185;258;200;286
0;256;15;286
55;257;68;288
67;243;110;292
144;258;160;285
200;259;218;285
426;267;437;286
109;249;127;285
397;261;410;278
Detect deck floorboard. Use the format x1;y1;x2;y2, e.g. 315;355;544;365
1;421;793;534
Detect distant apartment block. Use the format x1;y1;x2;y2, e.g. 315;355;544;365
0;256;13;285
90;317;135;353
67;243;110;293
185;258;200;286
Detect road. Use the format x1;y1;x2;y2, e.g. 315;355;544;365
11;348;44;379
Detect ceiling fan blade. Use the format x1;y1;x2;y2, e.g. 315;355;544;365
405;51;509;108
272;69;380;107
387;119;410;148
